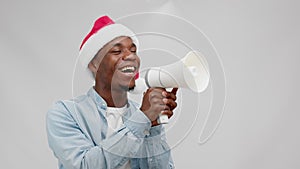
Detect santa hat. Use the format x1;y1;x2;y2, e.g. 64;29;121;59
78;15;139;79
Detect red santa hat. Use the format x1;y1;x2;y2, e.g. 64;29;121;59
78;15;139;79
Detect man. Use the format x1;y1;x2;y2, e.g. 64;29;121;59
46;15;178;169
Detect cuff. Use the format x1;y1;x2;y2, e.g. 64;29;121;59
124;109;151;138
148;125;163;137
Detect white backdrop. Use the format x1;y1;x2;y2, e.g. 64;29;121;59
0;0;299;168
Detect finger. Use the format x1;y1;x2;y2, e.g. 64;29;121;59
153;104;169;112
171;88;178;95
148;90;165;100
151;87;166;92
167;92;177;101
147;87;166;94
162;89;178;100
162;90;168;97
162;98;177;110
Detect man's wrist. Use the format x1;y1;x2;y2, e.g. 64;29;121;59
149;124;163;137
124;109;152;138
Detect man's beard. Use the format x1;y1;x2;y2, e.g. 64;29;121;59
120;85;135;91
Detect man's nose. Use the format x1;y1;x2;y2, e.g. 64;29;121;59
122;49;136;61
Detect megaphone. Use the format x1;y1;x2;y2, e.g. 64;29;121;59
132;51;210;124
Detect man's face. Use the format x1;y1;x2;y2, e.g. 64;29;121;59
95;36;140;91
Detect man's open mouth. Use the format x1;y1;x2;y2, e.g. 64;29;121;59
119;66;136;73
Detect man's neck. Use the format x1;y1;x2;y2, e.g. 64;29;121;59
94;85;128;108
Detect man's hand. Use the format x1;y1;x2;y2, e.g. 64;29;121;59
140;88;178;126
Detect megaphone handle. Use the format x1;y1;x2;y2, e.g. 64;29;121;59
157;114;169;124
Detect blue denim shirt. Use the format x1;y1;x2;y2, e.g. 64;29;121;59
46;87;174;169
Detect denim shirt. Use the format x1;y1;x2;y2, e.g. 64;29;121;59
46;88;174;169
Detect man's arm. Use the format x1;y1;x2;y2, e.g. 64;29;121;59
135;87;178;168
138;125;175;168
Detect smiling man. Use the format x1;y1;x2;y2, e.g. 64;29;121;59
46;15;178;169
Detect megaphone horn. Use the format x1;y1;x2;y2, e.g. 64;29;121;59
143;51;210;124
145;51;210;93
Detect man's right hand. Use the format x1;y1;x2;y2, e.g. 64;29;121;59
140;88;178;126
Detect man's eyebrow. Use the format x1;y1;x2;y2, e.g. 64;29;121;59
112;43;136;48
112;43;122;47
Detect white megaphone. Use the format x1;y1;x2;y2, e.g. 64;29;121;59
132;51;210;124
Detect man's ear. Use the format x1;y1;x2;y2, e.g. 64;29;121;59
88;62;97;77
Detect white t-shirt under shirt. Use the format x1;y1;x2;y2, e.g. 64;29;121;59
106;105;131;169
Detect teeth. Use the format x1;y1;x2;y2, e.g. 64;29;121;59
121;66;135;73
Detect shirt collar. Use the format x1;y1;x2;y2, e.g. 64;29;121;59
87;87;107;110
87;87;138;120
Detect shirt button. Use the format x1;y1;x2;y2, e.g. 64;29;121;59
144;130;150;136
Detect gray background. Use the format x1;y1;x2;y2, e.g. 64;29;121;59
0;0;299;168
